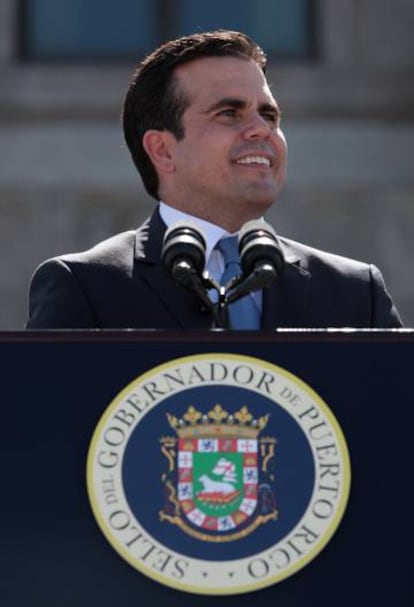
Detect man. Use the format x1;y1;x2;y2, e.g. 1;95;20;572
26;30;402;329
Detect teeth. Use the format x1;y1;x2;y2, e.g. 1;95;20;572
236;155;271;167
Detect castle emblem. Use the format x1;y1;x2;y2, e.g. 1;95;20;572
160;403;277;541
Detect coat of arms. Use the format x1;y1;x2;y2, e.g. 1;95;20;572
160;404;277;541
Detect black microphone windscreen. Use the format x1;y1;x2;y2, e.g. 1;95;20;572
161;221;207;276
238;220;284;277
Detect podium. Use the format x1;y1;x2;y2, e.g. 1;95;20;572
1;330;412;606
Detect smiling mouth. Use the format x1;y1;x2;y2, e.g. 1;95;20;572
235;155;271;168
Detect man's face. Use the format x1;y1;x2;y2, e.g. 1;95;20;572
163;56;287;230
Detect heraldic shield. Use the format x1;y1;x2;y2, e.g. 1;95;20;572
160;404;277;542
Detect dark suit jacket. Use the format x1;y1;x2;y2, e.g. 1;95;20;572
26;209;402;329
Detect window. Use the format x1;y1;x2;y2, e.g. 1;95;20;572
179;0;314;59
21;0;315;61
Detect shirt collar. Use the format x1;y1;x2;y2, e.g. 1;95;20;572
159;201;235;263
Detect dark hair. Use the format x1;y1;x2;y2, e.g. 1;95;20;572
122;30;267;199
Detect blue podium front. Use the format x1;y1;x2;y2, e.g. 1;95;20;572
0;330;412;606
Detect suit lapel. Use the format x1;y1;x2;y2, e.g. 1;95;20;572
133;210;213;329
262;240;311;329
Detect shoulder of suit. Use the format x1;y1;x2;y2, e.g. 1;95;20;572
46;230;139;275
280;236;373;275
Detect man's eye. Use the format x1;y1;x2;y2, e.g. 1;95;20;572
261;112;279;125
218;109;238;119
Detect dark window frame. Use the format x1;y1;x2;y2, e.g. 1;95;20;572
18;0;318;63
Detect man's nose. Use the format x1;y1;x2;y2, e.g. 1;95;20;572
242;113;272;140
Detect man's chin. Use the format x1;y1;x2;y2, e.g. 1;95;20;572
242;178;280;197
241;187;279;211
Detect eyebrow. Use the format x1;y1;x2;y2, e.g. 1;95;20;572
203;97;281;116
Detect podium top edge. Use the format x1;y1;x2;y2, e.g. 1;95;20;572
0;328;413;344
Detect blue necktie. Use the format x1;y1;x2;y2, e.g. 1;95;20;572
216;236;260;330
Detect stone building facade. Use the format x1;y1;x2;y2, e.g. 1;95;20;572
1;0;413;327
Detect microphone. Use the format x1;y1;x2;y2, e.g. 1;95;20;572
226;220;285;303
239;220;285;277
161;221;214;310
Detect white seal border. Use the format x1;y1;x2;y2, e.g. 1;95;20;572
86;353;351;595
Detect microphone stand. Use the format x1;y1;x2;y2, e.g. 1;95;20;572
169;260;230;329
206;263;278;330
173;264;278;330
226;263;278;303
214;285;229;330
200;272;229;330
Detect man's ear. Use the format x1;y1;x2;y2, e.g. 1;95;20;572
142;130;176;174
